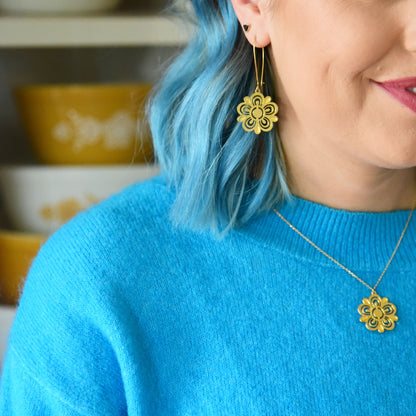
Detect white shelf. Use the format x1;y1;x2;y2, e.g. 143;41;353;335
0;14;191;48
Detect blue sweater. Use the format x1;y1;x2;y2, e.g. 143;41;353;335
1;173;416;415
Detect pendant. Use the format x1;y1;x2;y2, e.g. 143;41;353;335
358;292;398;333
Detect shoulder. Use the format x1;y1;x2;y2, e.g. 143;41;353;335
49;172;174;250
30;173;178;279
21;172;226;302
78;171;175;233
8;174;183;367
15;171;245;327
3;176;177;415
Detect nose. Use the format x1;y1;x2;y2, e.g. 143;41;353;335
402;1;416;52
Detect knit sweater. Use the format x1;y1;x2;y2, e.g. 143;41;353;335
1;173;415;415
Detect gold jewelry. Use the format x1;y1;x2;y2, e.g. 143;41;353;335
237;41;279;134
272;203;415;333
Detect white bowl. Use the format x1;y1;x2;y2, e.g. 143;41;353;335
0;0;122;14
0;164;160;234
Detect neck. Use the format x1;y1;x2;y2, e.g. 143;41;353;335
280;131;416;212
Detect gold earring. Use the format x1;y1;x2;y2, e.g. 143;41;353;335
237;40;279;134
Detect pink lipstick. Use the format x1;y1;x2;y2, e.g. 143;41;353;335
375;77;416;113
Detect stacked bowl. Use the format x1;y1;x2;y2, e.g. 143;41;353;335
0;83;160;305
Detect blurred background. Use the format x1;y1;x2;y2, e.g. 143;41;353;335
0;0;191;371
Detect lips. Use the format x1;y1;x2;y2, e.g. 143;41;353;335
375;77;416;113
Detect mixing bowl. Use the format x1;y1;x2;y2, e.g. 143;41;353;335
0;164;160;234
14;83;154;165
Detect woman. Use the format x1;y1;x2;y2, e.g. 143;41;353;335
1;0;416;414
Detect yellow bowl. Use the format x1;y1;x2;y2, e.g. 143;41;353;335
0;230;47;306
14;83;154;165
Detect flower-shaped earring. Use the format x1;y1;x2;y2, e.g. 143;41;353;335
237;27;279;134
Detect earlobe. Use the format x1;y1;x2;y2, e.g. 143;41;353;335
230;0;271;47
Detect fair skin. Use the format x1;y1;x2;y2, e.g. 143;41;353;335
231;0;416;212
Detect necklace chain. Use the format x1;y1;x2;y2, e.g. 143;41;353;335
272;203;415;293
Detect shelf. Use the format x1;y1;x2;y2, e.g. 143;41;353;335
0;14;191;48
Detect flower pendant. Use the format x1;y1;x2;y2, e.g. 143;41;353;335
237;88;278;134
358;292;398;333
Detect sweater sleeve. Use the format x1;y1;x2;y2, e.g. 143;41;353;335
0;348;93;416
0;224;127;415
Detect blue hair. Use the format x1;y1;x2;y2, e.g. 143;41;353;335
148;0;290;238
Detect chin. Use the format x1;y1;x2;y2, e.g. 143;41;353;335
371;133;416;169
377;152;416;170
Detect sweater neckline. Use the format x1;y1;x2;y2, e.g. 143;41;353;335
241;195;416;272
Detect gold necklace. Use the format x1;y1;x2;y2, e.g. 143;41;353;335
272;202;415;333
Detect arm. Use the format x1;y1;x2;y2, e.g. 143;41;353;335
0;231;127;415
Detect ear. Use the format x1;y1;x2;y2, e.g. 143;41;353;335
230;0;271;47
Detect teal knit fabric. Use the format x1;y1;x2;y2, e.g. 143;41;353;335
1;173;416;415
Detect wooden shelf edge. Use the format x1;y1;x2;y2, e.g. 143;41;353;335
0;15;191;48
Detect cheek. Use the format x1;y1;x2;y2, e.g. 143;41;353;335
269;1;395;116
265;0;416;168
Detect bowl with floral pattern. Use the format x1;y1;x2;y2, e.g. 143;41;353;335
0;164;160;235
14;83;154;165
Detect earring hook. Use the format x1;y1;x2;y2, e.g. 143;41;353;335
253;38;265;92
